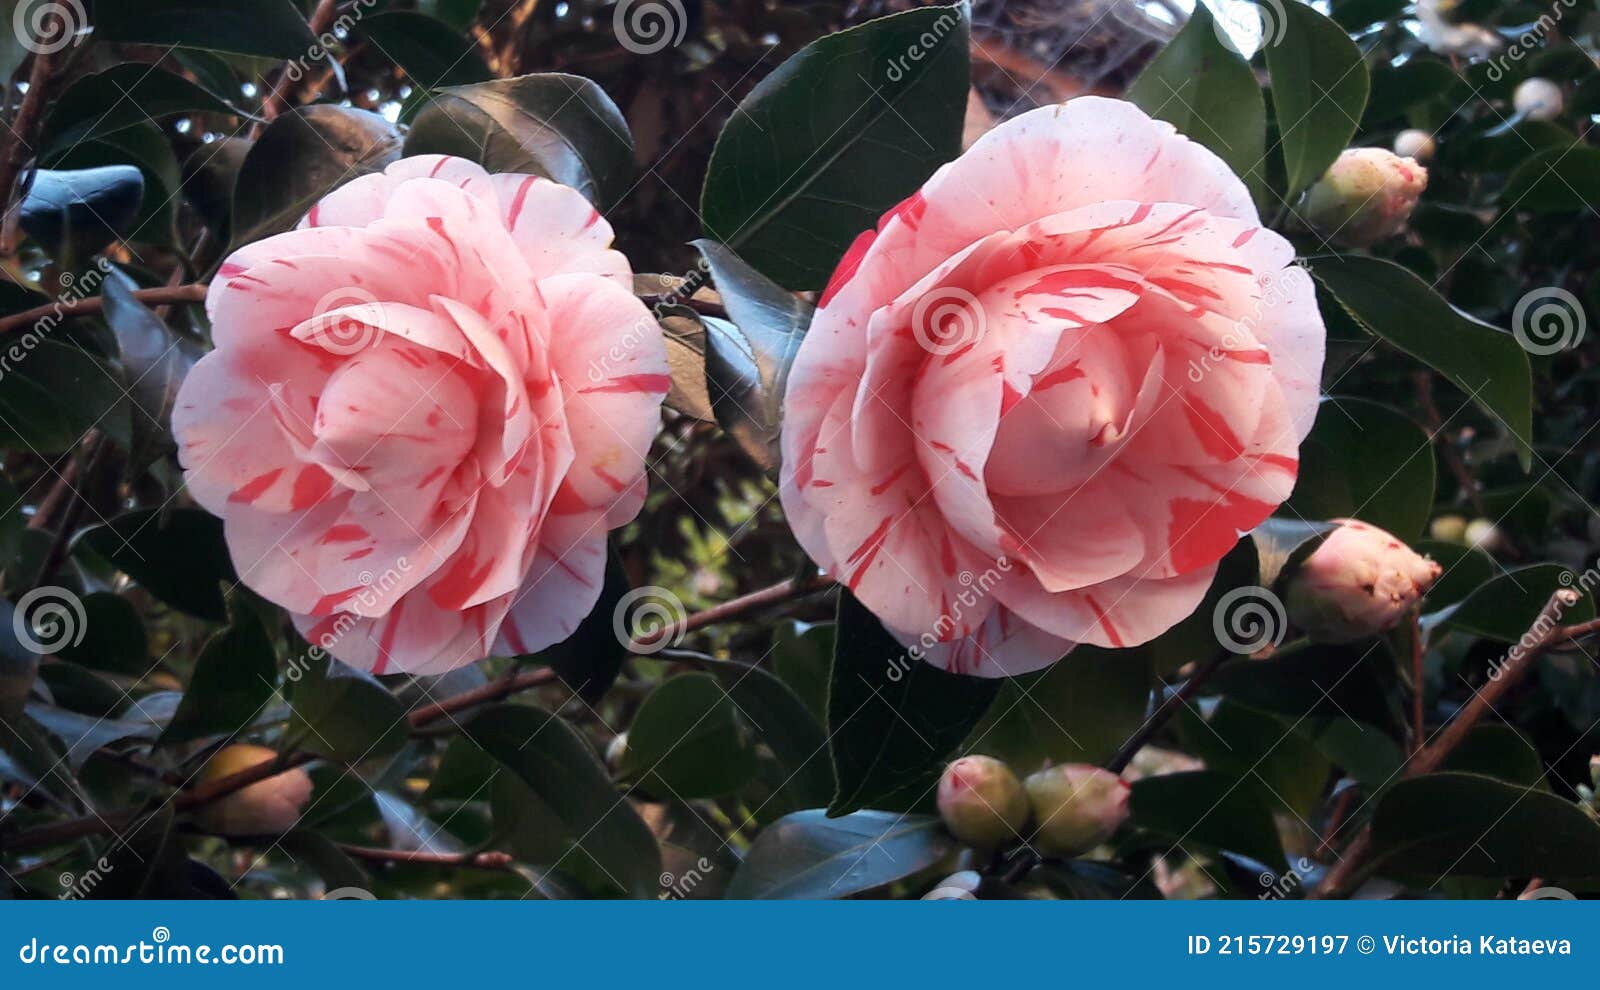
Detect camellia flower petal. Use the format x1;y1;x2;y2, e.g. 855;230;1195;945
1285;518;1443;642
779;97;1326;677
174;156;669;675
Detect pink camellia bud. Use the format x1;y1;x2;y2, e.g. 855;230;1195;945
1023;764;1130;857
193;744;314;836
937;755;1030;847
1286;519;1443;643
1298;148;1428;246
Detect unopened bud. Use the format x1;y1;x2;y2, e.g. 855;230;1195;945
193;744;313;836
1393;129;1436;162
1023;764;1130;857
922;869;982;899
1286;519;1442;643
1464;518;1505;553
1428;514;1468;544
937;755;1029;847
605;732;629;773
1298;148;1428;247
1514;78;1564;121
1589;755;1600;791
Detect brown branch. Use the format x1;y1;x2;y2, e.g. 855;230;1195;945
1409;609;1425;755
0;283;208;336
1311;589;1586;898
336;843;515;872
0;43;65;254
258;0;340;126
625;570;834;655
1105;651;1229;774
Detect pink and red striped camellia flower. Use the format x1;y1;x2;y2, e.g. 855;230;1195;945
174;156;668;675
779;98;1326;677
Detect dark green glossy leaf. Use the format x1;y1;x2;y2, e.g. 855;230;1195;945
78;509;235;621
86;806;194;899
358;12;491;91
1264;0;1369;196
279;830;370;891
94;0;316;59
101;267;201;450
466;703;660;898
1369;772;1600;879
1130;770;1284;867
620;672;758;799
404;73;634;210
772;619;832;721
692;239;812;473
725;810;954;899
1285;397;1435;538
159;599;276;746
1179;699;1330;819
1364;59;1454;124
968;644;1150;771
699;659;833;810
1306;255;1533;470
1440;725;1546;789
1128;3;1266;200
1430;563;1595;642
233;106;403;247
25;701;158;769
0;340;128;455
700;5;970;290
1250;517;1338;589
1503;146;1600;212
38;593;147;677
526;543;628;703
288;657;408;762
44;122;180;248
42;65;238;153
1413;540;1494;609
827;590;1000;815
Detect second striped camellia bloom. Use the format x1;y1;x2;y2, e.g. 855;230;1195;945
780;98;1326;677
174;156;668;675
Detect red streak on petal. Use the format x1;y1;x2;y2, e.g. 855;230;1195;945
844;516;895;591
229;468;284;504
869;462;913;496
311;587;364;616
319;524;371;544
547;486;594;515
1182;397;1245;461
818;228;877;307
428;158;449;178
1231;228;1258;248
343;548;375;561
1083;593;1124;647
581;373;672;395
290;467;335;510
1033;360;1085;392
508;176;537;229
592;465;628;493
429;553;494;611
373;597;405;675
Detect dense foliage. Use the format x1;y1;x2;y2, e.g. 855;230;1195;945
0;0;1598;901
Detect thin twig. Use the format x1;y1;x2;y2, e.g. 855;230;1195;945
335;843;516;873
257;0;340;127
0;283;208;336
1311;589;1587;898
1105;651;1229;774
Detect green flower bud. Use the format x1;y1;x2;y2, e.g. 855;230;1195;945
1298;148;1427;247
1024;764;1130;857
1428;514;1468;544
193;744;313;836
937;756;1029;847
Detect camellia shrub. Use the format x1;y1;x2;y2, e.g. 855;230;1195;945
0;0;1597;901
